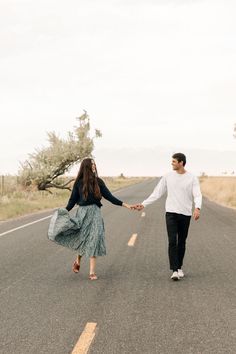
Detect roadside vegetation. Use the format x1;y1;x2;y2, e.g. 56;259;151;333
1;115;235;221
200;176;236;209
1;175;236;220
0;176;149;221
18;111;102;193
0;111;151;221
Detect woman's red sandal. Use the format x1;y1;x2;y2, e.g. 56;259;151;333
72;260;80;273
89;273;98;280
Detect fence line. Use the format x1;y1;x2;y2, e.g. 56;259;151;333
0;175;19;196
0;176;4;196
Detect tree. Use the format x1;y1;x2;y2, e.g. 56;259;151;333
19;111;102;193
200;171;207;177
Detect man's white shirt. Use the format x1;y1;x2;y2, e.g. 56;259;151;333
142;171;202;216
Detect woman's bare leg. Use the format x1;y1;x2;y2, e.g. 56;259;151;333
89;257;98;279
90;256;96;274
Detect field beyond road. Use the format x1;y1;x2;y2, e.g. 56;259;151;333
0;176;235;221
200;176;236;210
0;177;150;221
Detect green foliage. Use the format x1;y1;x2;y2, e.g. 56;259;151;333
18;111;101;192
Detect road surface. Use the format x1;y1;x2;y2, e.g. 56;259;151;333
0;179;236;354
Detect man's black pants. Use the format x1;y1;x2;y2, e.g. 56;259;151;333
165;212;191;271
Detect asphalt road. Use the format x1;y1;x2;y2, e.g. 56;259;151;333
0;178;236;354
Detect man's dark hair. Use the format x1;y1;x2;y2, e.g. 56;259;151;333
172;153;186;166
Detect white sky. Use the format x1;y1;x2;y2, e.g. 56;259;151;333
0;0;236;176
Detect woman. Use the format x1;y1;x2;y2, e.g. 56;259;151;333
48;158;131;280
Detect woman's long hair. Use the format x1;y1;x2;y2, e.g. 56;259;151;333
75;158;101;200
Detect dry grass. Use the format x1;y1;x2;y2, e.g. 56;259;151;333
2;175;234;221
0;176;149;221
200;176;236;209
0;190;69;221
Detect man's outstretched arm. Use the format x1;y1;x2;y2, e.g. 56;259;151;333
132;177;167;211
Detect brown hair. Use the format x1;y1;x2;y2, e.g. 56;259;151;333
172;152;186;166
76;158;102;200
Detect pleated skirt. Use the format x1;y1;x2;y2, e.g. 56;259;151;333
47;204;106;257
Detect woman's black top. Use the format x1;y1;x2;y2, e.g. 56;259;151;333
66;178;123;211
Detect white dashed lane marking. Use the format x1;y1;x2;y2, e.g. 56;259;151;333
0;215;52;238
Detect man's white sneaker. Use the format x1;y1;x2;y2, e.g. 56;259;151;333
178;269;184;278
171;271;180;281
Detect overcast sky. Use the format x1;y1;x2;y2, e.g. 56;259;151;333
0;0;236;176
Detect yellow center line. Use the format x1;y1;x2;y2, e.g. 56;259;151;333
128;233;138;247
71;322;97;354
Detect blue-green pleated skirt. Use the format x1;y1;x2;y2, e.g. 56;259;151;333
47;204;106;257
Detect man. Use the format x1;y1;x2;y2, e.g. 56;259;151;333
134;153;202;281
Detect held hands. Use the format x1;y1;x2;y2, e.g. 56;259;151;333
122;203;144;211
132;204;144;211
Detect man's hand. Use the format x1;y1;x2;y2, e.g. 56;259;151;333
131;204;144;211
193;208;200;221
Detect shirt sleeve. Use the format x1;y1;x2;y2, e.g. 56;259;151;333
99;179;123;206
192;176;202;209
142;177;167;207
65;182;80;211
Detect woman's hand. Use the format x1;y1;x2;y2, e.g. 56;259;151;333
122;203;133;210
